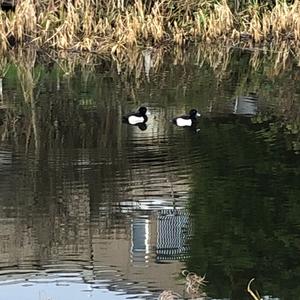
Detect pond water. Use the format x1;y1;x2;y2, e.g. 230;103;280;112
0;47;300;300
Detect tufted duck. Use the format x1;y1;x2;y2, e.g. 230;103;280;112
122;106;148;125
172;109;201;127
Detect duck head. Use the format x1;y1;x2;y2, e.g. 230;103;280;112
138;106;147;116
189;109;201;118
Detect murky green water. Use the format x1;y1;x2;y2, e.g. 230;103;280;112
0;48;299;300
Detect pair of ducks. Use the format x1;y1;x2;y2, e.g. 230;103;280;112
123;106;201;128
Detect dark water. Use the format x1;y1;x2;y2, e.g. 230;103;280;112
0;48;300;300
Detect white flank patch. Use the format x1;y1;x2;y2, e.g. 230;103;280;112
128;115;144;125
176;118;192;127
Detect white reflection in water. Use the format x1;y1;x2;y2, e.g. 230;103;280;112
131;218;150;265
233;95;258;116
0;271;155;300
156;210;189;262
0;280;143;300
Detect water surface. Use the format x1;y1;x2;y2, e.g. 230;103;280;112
0;48;299;300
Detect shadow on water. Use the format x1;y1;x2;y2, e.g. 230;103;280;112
0;46;299;299
185;115;300;299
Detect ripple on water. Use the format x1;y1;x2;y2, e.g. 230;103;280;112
0;263;154;292
0;269;154;300
1;91;297;300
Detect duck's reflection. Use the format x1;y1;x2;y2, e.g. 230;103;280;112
136;122;147;131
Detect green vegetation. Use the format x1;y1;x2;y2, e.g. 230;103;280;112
0;0;300;53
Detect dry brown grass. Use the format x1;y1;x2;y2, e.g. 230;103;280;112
182;270;207;298
240;0;300;44
158;290;181;300
0;0;300;54
158;276;264;300
157;270;207;300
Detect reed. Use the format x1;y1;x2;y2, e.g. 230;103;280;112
247;278;261;300
157;270;206;299
0;0;300;54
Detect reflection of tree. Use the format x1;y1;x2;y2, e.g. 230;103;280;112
186;117;300;299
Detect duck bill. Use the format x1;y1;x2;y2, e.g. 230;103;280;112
196;113;201;117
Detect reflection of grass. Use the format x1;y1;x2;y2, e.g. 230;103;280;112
0;45;299;153
0;41;298;83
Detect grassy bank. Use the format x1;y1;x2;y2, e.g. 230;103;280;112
0;0;300;53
